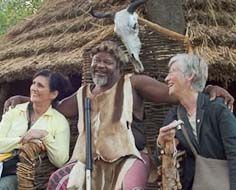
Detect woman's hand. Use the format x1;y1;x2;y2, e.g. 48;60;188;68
20;129;48;144
205;85;234;111
157;120;182;147
4;95;30;113
28;139;46;151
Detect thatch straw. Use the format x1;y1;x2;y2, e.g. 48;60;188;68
0;27;107;61
188;24;236;47
0;51;82;83
195;46;236;65
194;46;236;82
184;0;236;13
183;0;236;82
185;10;236;27
7;0;91;37
7;17;96;44
7;0;128;38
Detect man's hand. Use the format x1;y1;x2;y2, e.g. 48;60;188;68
205;85;234;112
20;129;48;144
4;95;30;113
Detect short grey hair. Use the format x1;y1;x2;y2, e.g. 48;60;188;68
168;53;208;92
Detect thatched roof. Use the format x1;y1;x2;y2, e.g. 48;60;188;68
0;0;189;84
1;0;234;84
0;0;102;83
183;0;236;83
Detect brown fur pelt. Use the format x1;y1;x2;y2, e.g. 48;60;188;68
160;139;184;190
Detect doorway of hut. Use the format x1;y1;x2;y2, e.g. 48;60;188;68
0;73;82;119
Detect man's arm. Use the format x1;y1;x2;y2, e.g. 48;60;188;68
4;95;30;113
131;74;234;110
4;92;78;118
55;92;78;118
131;74;177;104
204;85;234;111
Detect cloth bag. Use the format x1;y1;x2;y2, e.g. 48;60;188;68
192;154;229;190
177;108;230;190
2;155;19;177
0;152;19;177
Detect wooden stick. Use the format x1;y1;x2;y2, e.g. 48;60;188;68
85;97;92;190
138;17;187;41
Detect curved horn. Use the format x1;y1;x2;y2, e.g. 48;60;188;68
90;7;115;19
127;0;145;14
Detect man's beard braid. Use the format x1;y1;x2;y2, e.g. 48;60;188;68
92;75;108;87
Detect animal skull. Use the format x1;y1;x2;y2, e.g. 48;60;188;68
90;0;145;73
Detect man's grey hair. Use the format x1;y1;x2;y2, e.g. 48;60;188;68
91;41;129;68
168;53;208;92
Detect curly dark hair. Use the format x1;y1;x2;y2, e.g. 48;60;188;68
91;41;129;67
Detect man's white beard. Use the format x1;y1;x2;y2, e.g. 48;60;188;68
92;75;108;87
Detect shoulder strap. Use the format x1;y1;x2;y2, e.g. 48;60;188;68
177;106;198;157
27;102;33;130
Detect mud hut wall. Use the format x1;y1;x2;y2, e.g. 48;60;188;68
82;25;188;152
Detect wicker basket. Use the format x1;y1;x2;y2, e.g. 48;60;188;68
17;117;78;190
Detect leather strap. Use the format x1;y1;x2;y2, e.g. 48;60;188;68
27;102;33;130
177;106;198;157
